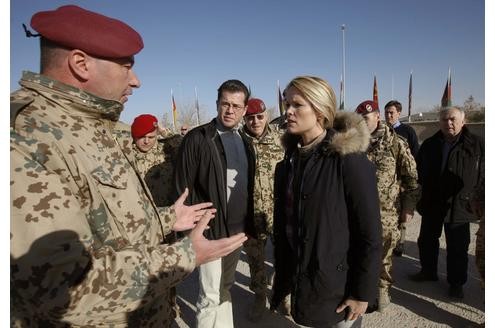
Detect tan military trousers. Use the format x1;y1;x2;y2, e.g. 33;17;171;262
380;223;400;291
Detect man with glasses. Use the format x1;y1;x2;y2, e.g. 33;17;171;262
242;98;285;321
175;80;256;327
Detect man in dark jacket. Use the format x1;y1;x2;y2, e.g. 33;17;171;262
384;100;420;257
174;79;255;327
410;106;483;299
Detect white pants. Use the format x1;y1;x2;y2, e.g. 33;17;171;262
195;249;240;328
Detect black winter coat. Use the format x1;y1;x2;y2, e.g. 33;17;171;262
416;127;483;222
174;119;256;239
271;112;382;327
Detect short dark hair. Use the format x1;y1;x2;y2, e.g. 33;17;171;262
39;37;67;73
217;80;250;105
384;100;402;113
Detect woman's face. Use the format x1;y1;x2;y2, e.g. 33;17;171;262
284;86;320;136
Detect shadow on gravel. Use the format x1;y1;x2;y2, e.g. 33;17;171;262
174;257;298;328
392;240;484;313
389;287;480;327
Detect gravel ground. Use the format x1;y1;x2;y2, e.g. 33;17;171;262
174;213;485;327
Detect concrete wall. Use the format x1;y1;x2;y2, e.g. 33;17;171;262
408;121;485;144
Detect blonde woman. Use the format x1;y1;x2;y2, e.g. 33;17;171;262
271;76;382;328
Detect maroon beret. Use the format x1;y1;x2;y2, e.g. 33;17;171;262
31;5;143;58
131;114;158;139
246;98;266;116
355;100;379;115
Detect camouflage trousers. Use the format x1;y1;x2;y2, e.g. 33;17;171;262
379;220;400;291
476;216;485;287
244;236;269;295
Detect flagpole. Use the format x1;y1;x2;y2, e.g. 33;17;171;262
277;80;285;117
194;86;200;126
341;24;346;111
408;70;412;122
448;67;452;107
171;88;177;133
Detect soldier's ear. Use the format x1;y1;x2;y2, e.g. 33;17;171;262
68;49;91;81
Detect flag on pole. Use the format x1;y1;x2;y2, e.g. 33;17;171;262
339;74;344;110
171;89;177;131
194;87;200;126
373;75;378;107
441;68;452;107
277;80;285;116
408;71;412;120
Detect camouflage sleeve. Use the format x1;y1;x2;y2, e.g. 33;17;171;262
156;206;177;234
10;135;195;324
396;138;421;211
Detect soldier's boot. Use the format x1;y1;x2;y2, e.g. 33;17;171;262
377;288;391;313
248;292;267;322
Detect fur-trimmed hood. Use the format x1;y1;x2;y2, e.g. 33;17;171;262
283;111;371;156
324;111;371;155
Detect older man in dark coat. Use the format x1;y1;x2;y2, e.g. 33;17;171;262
410;107;483;299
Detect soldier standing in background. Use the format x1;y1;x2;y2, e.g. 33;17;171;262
355;100;420;312
384;100;420;257
130;114;183;207
129;113;184;318
10;5;247;327
241;98;285;322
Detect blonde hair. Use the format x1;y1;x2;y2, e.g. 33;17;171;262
284;76;337;128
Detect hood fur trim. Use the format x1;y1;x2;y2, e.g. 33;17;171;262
324;112;370;155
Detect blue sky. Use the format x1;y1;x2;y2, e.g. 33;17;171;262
10;0;485;125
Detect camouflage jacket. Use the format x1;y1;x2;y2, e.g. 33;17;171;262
242;124;284;235
132;134;183;207
367;122;420;220
10;72;195;327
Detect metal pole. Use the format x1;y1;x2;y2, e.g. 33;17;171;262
195;86;200;126
341;24;346;110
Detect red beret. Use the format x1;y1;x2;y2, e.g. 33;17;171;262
131;114;158;139
31;5;143;58
355;100;379;115
246;98;266;116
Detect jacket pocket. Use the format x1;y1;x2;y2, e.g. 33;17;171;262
90;165;131;249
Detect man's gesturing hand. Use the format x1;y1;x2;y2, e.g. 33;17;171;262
190;209;247;266
172;188;216;231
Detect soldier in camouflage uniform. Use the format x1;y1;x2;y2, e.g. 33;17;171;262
130;114;184;318
241;98;285;322
10;5;246;327
130;114;183;208
355;100;420;312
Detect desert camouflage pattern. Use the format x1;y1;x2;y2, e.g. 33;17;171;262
132;134;183;207
243;124;284;237
242;124;284;295
366;121;420;290
243;224;269;295
10;72;195;327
